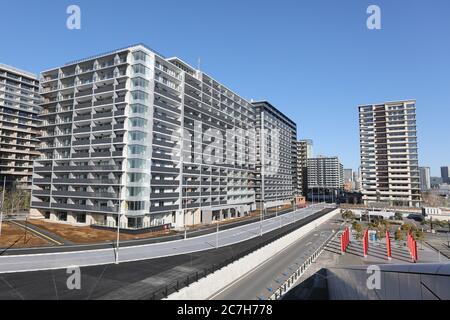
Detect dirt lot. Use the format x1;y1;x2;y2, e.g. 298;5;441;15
28;219;176;244
0;222;50;249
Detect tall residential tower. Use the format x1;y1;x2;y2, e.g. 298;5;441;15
296;139;313;196
253;101;297;209
359;100;421;207
0;64;41;189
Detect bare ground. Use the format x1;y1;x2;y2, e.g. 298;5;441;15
0;222;50;248
27;219;176;244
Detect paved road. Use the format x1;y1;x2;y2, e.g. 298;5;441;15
0;204;334;274
210;217;341;300
1;206;305;255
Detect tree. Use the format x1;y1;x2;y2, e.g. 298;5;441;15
352;221;363;240
414;230;425;242
395;228;404;241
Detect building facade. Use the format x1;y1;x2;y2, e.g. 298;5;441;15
253;101;297;209
441;166;450;184
343;168;354;191
307;156;344;190
31;44;257;229
359;100;421;207
296;139;313;196
0;64;41;189
419;166;431;192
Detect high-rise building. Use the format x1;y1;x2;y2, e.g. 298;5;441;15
307;156;344;190
344;169;353;183
31;44;257;228
296;139;313;196
441;166;450;184
353;168;362;191
0;64;41;189
359;100;421;207
253;101;297;209
343;168;354;191
419;167;431;192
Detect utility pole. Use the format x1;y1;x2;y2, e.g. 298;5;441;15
0;176;5;237
216;223;219;249
115;199;122;265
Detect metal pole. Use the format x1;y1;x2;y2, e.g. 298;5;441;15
216;223;219;249
447;220;449;248
0;176;5;237
115;200;121;265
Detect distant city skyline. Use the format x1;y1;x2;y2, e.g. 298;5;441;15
1;0;449;175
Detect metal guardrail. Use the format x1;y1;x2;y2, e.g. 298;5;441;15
269;228;341;300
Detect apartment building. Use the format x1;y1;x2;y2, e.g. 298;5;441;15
253;101;297;209
441;166;450;184
0;64;41;189
359;100;421;207
419;167;431;192
31;44;256;229
307;156;344;190
296;139;313;196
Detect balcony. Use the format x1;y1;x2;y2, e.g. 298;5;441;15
93;111;113;119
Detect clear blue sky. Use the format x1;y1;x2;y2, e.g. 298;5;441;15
1;0;449;175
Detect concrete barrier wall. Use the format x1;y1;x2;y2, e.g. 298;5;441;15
167;208;339;300
327;263;450;300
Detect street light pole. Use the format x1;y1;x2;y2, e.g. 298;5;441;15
216;223;219;249
115;199;121;265
0;176;6;237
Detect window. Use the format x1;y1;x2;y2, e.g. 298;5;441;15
127;201;146;211
130;103;147;115
129;131;147;142
128;172;148;183
76;213;86;223
128;145;146;156
132;64;148;76
132;77;149;89
128;158;147;169
133;51;147;62
129;117;147;128
57;212;67;222
131;90;149;102
127;187;146;197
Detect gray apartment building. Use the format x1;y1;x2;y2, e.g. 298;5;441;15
441;166;450;184
0;64;41;189
307;156;344;190
30;44;257;229
419;166;431;192
253;101;297;209
359;100;421;207
296;139;313;196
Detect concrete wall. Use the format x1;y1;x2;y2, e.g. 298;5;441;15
167;208;339;300
327;263;450;300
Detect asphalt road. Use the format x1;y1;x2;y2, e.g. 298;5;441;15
210;218;341;300
0;204;334;274
0;206;336;300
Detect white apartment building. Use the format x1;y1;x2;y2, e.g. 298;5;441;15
31;44;257;229
359;100;421;207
